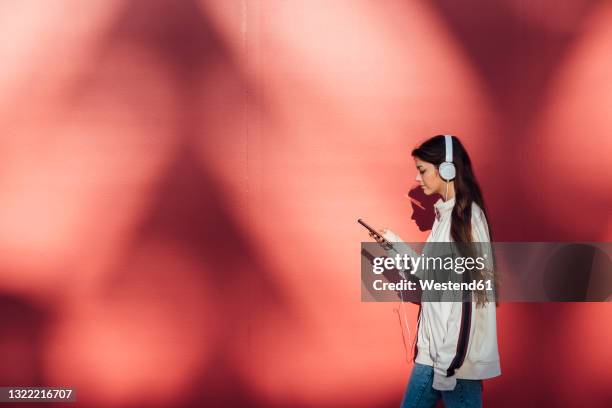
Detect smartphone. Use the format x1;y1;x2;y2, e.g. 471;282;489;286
357;218;393;249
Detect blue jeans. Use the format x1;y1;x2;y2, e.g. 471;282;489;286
400;363;482;408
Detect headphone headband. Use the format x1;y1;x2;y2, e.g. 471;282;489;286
444;134;453;163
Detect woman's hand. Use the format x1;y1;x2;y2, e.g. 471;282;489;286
369;228;396;249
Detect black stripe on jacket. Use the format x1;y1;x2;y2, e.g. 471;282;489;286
446;301;472;377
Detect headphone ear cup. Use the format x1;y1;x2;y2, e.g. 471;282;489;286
438;162;456;181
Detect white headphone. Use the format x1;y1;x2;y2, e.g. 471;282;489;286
438;134;456;181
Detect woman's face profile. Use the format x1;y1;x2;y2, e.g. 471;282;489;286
414;157;442;196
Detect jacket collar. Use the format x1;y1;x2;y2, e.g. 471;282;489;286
434;197;455;220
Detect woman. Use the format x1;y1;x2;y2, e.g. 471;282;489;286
373;135;500;408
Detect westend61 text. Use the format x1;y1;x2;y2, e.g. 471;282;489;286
372;279;493;292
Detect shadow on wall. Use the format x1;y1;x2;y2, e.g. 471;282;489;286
0;294;50;386
407;186;438;232
543;244;612;301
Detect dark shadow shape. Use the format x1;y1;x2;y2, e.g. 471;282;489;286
407;186;437;232
104;142;292;309
0;293;50;387
543;244;612;301
429;0;601;128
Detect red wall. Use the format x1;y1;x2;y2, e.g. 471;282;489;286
0;1;610;407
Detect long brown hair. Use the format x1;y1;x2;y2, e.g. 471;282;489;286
412;135;497;306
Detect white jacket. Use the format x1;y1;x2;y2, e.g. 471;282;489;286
384;197;501;389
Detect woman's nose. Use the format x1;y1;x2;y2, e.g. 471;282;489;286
415;173;421;182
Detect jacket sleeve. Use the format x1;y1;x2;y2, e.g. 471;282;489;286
432;210;491;388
